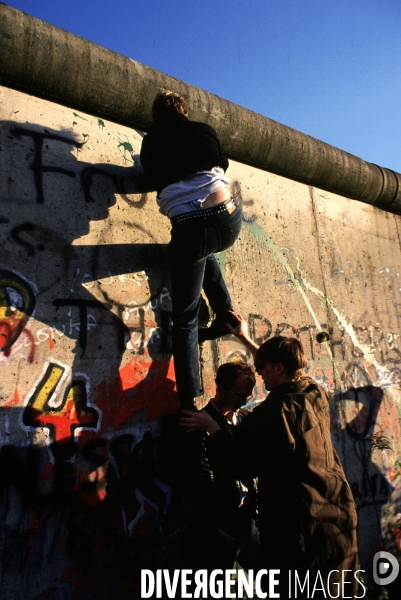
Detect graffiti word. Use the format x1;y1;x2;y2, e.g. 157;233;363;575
81;270;148;289
53;299;128;355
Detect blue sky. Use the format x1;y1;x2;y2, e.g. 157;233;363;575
6;0;401;172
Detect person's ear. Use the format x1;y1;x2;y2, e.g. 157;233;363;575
215;383;226;395
275;363;286;376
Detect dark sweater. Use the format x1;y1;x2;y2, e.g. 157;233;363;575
204;402;256;538
140;113;229;194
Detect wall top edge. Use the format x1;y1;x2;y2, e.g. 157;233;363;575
1;2;400;215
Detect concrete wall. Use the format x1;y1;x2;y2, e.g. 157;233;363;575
1;5;401;600
2;84;401;599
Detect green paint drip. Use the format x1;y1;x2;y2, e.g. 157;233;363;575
1;32;12;40
118;141;133;153
98;119;105;129
243;214;323;330
118;141;134;162
72;112;89;122
244;213;382;379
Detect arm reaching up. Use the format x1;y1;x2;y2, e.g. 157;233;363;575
226;311;259;357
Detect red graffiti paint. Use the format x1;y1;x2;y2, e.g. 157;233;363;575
29;383;98;443
12;386;19;405
49;329;55;350
388;466;401;482
3;386;20;408
93;352;180;432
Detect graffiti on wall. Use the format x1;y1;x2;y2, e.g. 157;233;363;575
0;270;36;362
1;100;401;598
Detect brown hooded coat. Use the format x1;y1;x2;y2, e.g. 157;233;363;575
208;376;361;598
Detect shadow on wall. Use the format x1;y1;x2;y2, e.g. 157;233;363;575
0;119;180;417
333;385;401;598
0;121;188;598
3;121;401;599
0;405;195;600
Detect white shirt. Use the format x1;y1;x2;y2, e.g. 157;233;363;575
156;167;230;218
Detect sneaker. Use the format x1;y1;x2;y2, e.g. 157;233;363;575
198;310;237;343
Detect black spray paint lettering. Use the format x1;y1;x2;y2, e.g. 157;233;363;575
248;313;272;345
248;314;336;361
10;127;84;203
53;299;128;356
11;222;46;255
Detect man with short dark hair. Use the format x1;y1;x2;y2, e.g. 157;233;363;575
161;360;257;572
181;314;360;598
203;361;257;553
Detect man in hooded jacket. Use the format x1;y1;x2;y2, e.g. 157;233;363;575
181;313;361;598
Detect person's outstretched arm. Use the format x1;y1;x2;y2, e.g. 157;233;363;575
226;311;259;357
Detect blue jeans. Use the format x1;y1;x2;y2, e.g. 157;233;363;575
168;203;242;404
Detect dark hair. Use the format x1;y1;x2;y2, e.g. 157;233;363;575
254;336;307;379
152;91;188;121
215;361;256;390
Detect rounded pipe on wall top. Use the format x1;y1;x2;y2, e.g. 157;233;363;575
1;2;400;215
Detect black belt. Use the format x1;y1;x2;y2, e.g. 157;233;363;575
170;197;237;225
